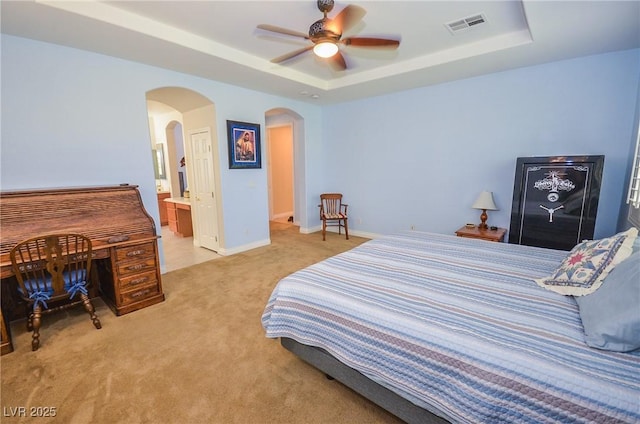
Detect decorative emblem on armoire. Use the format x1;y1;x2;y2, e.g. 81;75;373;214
533;170;576;202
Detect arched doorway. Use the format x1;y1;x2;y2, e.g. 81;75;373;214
265;108;306;233
146;87;224;272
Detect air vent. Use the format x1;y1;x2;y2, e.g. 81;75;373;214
446;14;487;34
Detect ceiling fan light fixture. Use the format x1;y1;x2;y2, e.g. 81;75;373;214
259;2;399;69
313;41;339;58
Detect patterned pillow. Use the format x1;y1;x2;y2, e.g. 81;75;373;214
535;227;638;296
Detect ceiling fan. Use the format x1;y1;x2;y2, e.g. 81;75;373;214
257;0;400;71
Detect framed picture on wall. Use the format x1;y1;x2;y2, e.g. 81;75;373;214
227;120;261;169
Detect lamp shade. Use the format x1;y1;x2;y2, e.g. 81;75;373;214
472;191;498;211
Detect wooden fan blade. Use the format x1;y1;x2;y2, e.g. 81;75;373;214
342;37;400;48
271;45;314;64
257;24;309;40
328;5;366;34
328;51;347;71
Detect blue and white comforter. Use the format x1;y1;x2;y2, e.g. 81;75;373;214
262;231;640;423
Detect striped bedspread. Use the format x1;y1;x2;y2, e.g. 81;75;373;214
262;231;640;423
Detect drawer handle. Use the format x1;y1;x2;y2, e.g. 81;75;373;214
130;289;151;298
128;276;149;286
126;249;146;257
126;264;147;271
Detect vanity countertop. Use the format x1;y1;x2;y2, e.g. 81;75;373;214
163;197;190;206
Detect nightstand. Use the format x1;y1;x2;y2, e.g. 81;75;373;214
455;226;506;242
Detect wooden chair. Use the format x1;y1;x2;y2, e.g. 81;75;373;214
319;193;349;241
9;233;102;351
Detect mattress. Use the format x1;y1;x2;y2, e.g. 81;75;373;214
262;231;640;423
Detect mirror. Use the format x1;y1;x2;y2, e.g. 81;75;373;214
153;144;166;180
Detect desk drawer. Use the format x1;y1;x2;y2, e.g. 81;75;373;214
118;282;160;305
116;257;157;277
118;269;158;291
115;242;155;262
95;239;164;316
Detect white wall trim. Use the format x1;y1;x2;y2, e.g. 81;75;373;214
272;211;293;220
300;225;381;240
215;238;271;256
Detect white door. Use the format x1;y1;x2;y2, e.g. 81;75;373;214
190;128;219;251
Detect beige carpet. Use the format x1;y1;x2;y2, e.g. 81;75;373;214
1;222;403;424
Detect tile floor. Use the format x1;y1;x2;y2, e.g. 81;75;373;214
160;226;221;273
160;218;295;273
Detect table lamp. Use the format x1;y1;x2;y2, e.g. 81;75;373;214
472;191;498;230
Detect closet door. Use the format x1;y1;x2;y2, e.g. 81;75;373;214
508;155;604;250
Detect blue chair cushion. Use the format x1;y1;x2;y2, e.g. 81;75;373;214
18;270;88;310
64;269;89;299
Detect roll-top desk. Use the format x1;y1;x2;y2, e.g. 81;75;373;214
0;185;165;354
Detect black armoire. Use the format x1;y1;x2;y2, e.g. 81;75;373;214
508;155;604;251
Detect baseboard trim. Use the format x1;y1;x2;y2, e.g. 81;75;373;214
216;228;381;257
300;225;381;240
272;211;294;220
216;238;271;256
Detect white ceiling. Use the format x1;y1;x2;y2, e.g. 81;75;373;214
2;1;639;105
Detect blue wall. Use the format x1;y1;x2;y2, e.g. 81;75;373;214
0;34;322;261
322;49;640;239
1;33;639;262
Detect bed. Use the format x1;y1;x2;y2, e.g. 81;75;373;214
261;231;640;423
